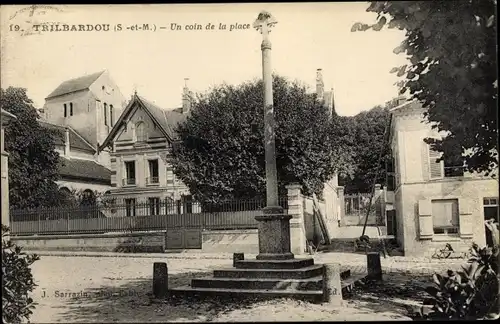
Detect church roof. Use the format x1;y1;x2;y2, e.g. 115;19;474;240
58;157;111;184
46;71;105;99
99;94;188;150
40;121;96;152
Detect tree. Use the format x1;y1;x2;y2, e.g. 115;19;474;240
352;1;498;176
1;87;63;209
341;105;391;193
2;225;40;324
170;76;355;202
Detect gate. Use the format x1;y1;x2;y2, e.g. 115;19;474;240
164;212;202;250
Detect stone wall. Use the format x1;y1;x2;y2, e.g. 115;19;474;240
201;229;258;254
11;231;166;253
11;229;261;254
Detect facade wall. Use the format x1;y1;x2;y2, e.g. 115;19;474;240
390;103;499;256
57;179;112;194
322;175;342;237
43;72;126;149
108;102;190;207
43;91;97;145
88;71;127;147
394;187;405;247
399;178;498;257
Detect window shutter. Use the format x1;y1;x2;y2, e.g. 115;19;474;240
418;199;433;239
429;148;444;179
458;198;473;238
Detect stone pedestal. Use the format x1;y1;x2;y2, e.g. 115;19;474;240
255;206;294;260
322;263;343;305
153;262;168;299
287;184;307;255
367;252;382;281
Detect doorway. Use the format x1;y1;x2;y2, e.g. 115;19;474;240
483;197;499;247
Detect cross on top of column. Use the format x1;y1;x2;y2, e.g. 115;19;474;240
253;11;277;41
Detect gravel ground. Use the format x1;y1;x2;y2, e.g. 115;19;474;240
28;255;445;323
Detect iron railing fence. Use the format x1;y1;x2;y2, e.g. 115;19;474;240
344;192;385;226
9;197;289;236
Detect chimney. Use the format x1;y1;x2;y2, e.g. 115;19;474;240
331;87;336;113
316;68;324;101
182;78;192;114
64;127;70;157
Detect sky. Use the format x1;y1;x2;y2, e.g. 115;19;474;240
1;3;407;117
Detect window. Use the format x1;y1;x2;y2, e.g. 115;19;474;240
104;103;108;126
432;199;459;235
124;161;136;185
386;156;396;191
484;197;499;222
64;103;67;117
70;102;73;116
125;198;136;217
182;195;193;214
110;105;114;127
443;143;465;177
136;122;146;142
428;144;465;179
148;160;159;184
176;199;182;214
394;151;400;187
166;167;174;185
165;197;176;215
149;197;160;215
58;187;74;204
429;149;443;179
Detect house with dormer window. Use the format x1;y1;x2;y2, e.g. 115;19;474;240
98;84;194;217
385;99;498;257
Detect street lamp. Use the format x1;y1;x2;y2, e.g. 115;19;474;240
253;11;294;260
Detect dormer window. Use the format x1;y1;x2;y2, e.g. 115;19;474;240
135;122;146;142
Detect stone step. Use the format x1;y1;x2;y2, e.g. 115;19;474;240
235;258;315;269
213;264;324;279
191;275;323;291
169;286;324;303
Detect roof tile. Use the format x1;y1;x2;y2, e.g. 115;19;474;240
40;121;95;152
46;71;105;99
58;158;111;183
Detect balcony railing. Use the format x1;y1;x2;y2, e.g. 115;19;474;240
122;178;136;186
444;166;465;178
146;177;159;185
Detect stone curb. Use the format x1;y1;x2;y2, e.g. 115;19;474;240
25;250;239;260
26;250;467;275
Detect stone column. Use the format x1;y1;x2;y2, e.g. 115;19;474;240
287;184;306;255
1;109;17;229
253;11;293;261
